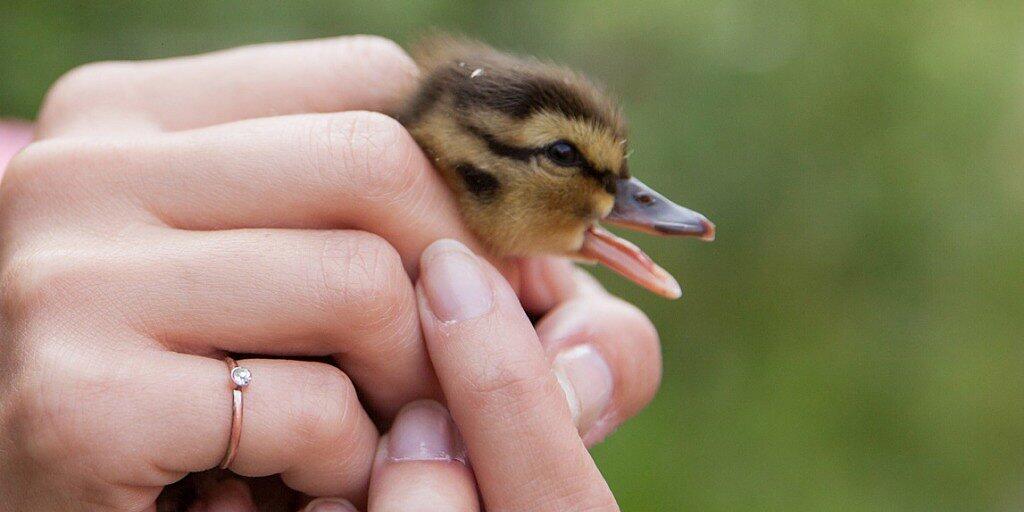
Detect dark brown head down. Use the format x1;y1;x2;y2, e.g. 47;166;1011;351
397;36;631;257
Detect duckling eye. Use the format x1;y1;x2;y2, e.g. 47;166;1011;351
545;140;581;167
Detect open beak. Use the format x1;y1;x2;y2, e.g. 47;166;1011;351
578;177;715;300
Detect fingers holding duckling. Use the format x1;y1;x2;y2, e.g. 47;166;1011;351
537;292;661;446
518;257;662;445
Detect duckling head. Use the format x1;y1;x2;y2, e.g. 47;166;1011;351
398;37;714;298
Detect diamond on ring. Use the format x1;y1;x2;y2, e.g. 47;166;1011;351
230;366;252;387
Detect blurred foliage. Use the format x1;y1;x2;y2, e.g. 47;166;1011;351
3;1;1023;510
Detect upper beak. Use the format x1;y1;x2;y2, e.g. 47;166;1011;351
604;177;716;241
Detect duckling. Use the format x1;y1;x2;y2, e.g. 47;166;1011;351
396;36;715;298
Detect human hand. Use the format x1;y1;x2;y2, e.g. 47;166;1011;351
0;36;662;510
147;239;662;511
0;36;467;510
306;239;653;511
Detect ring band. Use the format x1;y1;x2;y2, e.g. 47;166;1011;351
219;357;251;469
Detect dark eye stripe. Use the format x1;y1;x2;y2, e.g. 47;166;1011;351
462;124;617;192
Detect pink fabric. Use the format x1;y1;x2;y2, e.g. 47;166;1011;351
0;120;34;180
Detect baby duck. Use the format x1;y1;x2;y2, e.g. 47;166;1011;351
397;36;714;298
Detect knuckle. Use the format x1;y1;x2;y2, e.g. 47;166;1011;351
38;61;135;128
0;248;98;322
3;349;86;467
5;343;148;503
0;140;62;190
342;35;418;85
314;232;411;332
312;111;422;202
290;363;356;441
3;393;58;468
283;364;375;492
1;142;42;181
0;138;112;211
326;36;417;113
345;35;415;71
465;358;559;418
43;63;105;106
0;147;40;208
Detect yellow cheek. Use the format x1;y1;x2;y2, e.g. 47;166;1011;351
595;194;614;217
567;228;587;251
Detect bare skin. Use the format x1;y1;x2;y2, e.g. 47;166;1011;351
214;241;638;512
0;36;663;511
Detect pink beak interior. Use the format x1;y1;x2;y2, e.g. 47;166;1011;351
577;177;715;299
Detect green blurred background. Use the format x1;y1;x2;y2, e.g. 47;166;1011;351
2;1;1022;510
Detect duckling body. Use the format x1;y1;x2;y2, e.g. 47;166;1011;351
397;36;714;298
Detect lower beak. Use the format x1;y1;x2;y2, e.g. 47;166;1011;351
604;177;715;241
576;177;715;300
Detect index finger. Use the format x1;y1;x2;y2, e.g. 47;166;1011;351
416;240;619;512
38;36;417;138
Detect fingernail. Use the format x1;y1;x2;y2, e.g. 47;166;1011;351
388;399;467;463
421;239;493;321
553;345;614;435
304;497;358;512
